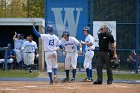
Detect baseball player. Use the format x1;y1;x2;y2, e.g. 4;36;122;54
81;26;95;82
0;43;16;69
20;34;26;69
60;30;82;82
13;32;22;69
32;24;60;85
21;35;38;73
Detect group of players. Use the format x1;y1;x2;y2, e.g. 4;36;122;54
13;32;38;73
0;32;38;72
0;23;116;85
32;24;95;85
0;31;38;72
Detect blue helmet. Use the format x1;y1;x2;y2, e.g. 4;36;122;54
46;25;53;33
62;30;70;37
83;26;90;33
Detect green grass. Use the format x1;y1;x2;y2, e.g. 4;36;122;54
0;70;39;78
76;73;140;80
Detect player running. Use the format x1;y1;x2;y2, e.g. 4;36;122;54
81;26;95;82
32;24;60;85
60;30;82;82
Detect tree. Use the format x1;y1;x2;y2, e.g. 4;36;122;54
22;0;44;18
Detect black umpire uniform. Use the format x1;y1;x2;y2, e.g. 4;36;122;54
94;25;116;84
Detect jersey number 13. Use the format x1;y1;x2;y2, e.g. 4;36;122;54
49;39;54;46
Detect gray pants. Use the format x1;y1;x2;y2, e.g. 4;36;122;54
96;51;113;82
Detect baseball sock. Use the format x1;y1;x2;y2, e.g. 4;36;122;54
54;68;58;76
86;68;90;79
66;70;69;78
90;69;92;79
72;69;76;79
48;72;53;81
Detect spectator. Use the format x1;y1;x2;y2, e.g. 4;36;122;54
128;50;136;73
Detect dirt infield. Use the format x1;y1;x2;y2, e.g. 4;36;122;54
0;81;140;93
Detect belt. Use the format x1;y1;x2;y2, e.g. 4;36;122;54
44;51;56;52
15;48;20;50
99;50;109;52
67;51;76;53
86;49;94;51
25;52;34;53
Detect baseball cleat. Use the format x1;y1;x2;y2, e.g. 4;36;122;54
54;77;58;83
93;81;102;84
62;78;69;83
49;80;53;85
83;78;92;82
91;78;93;81
70;78;76;83
29;69;33;73
107;81;112;84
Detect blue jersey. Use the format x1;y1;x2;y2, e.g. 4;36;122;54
7;49;16;59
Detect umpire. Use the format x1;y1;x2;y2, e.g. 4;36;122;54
93;25;117;84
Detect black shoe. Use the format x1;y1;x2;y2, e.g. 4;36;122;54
62;78;69;83
49;80;53;85
93;81;102;84
107;81;112;84
83;77;92;82
29;69;33;73
70;78;76;82
91;78;93;81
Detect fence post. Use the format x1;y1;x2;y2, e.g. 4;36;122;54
136;0;140;74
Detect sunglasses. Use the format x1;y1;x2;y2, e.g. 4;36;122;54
100;28;104;30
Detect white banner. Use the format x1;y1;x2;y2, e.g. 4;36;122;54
93;21;116;47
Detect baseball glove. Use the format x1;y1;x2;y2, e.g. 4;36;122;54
111;58;119;70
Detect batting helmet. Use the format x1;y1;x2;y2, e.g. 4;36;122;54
111;58;119;70
46;25;53;33
83;26;90;33
62;30;70;37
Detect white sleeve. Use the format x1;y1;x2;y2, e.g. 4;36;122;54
73;37;80;46
89;36;94;44
34;42;38;49
40;34;46;40
59;38;65;46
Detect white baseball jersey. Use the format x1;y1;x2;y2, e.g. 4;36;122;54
22;41;38;53
60;36;80;52
22;41;37;65
85;34;95;50
14;38;22;49
20;39;26;46
41;34;59;51
41;34;59;73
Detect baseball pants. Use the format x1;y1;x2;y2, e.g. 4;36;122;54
45;51;58;73
23;52;35;66
96;51;113;82
65;52;78;70
84;50;94;69
14;49;22;63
